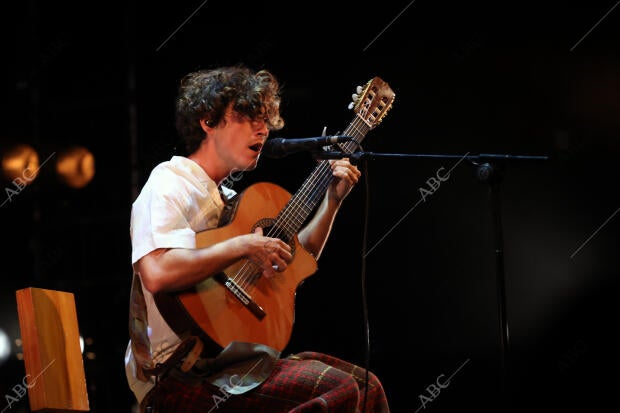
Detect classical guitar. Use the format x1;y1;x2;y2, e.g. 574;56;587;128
155;77;395;353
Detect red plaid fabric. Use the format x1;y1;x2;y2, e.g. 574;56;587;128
143;351;390;413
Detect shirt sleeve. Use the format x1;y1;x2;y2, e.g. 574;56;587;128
130;171;196;265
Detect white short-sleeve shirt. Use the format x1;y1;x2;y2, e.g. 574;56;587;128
124;156;236;404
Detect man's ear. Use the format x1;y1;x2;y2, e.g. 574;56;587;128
200;119;213;133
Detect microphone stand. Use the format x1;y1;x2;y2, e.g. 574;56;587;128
315;149;549;409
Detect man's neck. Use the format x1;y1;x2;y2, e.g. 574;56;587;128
188;153;227;185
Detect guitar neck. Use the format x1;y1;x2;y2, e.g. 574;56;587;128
273;115;372;237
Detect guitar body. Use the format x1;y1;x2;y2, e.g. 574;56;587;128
155;77;395;354
157;182;318;352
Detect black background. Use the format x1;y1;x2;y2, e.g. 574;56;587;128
2;1;620;412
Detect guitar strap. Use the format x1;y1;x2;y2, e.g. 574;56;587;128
217;186;239;226
129;272;153;382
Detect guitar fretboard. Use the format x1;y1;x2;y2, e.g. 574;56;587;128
271;116;371;240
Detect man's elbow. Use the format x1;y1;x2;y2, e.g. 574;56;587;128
140;271;165;295
135;257;167;294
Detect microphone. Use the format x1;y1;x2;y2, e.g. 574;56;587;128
262;136;354;158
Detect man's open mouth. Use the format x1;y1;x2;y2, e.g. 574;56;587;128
249;143;263;153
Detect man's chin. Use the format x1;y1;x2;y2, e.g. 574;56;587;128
245;160;258;170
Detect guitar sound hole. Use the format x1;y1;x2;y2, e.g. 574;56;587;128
251;219;296;255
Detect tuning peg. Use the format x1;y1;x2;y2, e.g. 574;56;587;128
349;85;364;109
321;126;327;136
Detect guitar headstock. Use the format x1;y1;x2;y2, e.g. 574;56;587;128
348;77;395;129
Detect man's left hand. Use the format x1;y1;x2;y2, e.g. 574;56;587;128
327;159;361;204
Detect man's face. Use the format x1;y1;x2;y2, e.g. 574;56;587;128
210;107;269;174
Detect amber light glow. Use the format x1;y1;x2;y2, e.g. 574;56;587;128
56;146;95;189
1;144;40;184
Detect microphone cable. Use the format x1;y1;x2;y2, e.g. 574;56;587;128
340;138;373;413
359;151;371;413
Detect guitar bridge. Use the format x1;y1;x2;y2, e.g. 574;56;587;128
214;273;266;320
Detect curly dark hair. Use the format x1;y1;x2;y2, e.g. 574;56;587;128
175;65;285;155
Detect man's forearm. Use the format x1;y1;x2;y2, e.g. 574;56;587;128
136;239;245;294
298;195;341;259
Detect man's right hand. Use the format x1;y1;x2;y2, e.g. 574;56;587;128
241;227;292;278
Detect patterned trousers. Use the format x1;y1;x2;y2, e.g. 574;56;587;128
142;351;390;413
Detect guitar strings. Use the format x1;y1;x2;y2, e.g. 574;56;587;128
263;116;368;250
228;115;370;293
272;113;369;234
229;116;369;292
274;96;375;231
227;160;336;289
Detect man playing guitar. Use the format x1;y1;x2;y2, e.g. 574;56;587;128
124;65;392;413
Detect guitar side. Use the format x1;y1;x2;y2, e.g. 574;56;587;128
158;182;319;352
